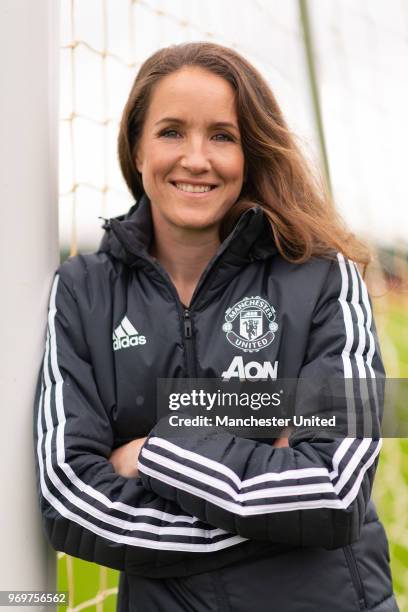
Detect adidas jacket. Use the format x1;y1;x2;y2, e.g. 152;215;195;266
34;194;398;611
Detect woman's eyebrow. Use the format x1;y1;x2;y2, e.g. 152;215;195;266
154;117;239;132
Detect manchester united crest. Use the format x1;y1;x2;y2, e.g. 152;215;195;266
222;296;278;353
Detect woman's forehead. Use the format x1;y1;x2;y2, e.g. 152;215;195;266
145;67;238;124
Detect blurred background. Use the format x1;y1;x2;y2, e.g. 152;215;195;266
57;0;408;609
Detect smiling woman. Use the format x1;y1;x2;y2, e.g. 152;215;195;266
34;42;398;612
131;66;246;306
134;66;245;236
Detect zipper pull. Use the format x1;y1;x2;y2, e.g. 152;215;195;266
98;216;111;230
184;309;192;338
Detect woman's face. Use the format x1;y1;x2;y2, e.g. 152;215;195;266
135;66;245;233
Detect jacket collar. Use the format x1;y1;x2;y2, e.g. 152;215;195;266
98;194;277;306
99;193;277;265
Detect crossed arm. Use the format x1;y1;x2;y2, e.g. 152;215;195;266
109;434;290;478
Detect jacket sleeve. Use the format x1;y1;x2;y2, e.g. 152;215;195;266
139;254;384;549
34;270;245;574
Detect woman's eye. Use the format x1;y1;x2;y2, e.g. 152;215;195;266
159;129;181;138
213;133;233;142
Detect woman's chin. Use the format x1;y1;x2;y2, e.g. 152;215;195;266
169;212;221;232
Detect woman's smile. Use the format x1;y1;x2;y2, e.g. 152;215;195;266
170;180;218;196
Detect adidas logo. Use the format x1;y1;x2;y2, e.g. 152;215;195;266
112;316;146;351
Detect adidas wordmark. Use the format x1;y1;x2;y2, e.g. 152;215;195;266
112;316;146;351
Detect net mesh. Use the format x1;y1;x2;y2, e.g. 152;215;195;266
58;1;407;609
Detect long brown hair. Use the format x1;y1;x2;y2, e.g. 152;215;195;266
118;42;370;266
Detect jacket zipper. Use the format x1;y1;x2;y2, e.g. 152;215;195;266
128;251;198;379
344;545;366;610
177;213;257;375
183;308;197;378
128;253;197;378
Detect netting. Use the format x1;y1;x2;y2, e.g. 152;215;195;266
59;0;319;257
58;1;407;609
308;0;408;249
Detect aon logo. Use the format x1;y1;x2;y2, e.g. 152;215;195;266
222;356;278;381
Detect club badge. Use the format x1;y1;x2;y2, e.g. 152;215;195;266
222;296;278;353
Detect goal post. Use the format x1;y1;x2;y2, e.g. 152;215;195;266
0;0;59;608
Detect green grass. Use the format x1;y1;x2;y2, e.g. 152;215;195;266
373;293;408;610
58;293;408;611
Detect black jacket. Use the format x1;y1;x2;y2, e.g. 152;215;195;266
34;195;398;611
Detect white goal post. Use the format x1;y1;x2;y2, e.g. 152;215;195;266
0;0;59;609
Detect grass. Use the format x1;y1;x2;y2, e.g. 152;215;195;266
372;291;408;610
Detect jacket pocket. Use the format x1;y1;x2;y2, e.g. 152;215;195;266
344;545;367;610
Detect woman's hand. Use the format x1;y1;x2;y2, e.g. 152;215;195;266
109;437;147;478
109;430;289;480
273;437;289;448
272;427;294;448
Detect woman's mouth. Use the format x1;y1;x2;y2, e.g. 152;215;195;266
171;182;217;194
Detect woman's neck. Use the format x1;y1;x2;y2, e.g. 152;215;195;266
151;222;220;308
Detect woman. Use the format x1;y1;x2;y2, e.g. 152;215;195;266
34;42;398;611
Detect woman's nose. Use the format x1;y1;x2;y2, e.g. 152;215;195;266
180;140;211;173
